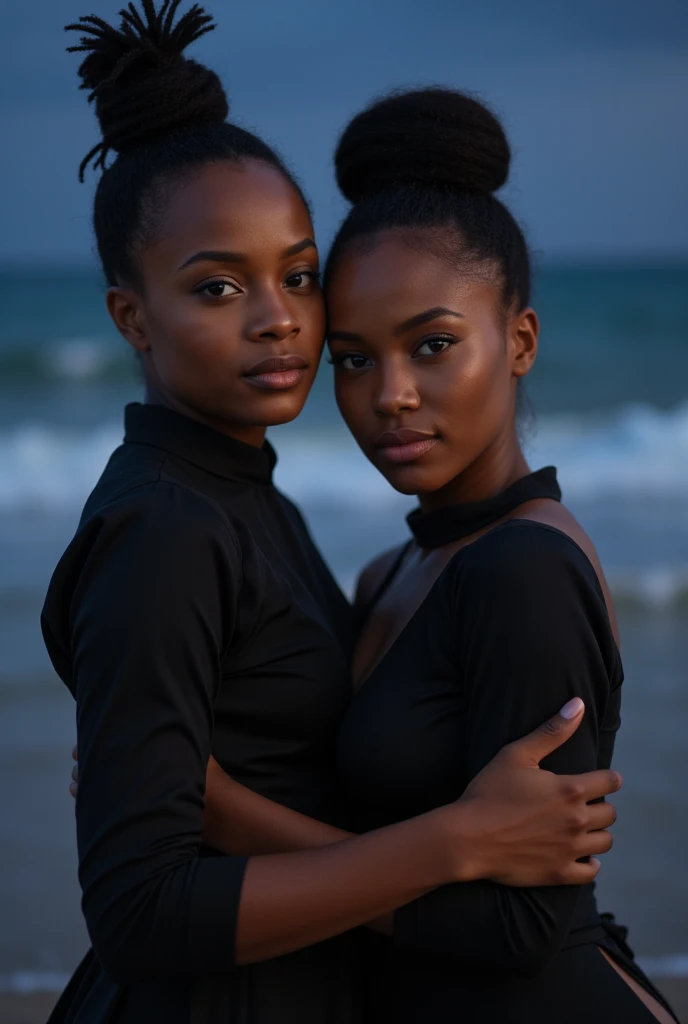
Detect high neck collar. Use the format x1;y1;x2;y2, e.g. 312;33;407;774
124;403;277;485
406;467;561;550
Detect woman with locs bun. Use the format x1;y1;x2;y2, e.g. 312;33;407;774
49;3;622;1023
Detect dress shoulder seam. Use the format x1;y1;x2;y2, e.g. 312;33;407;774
79;464;243;564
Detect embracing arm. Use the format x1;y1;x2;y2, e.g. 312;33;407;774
55;495;619;983
50;486;554;982
202;757;351;855
392;523;621;974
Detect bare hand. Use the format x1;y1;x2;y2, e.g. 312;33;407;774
454;698;620;886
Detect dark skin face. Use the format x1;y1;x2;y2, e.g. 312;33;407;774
326;231;539;511
107;160;325;447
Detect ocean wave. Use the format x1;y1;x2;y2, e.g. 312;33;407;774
606;568;688;610
0;337;131;383
1;402;687;514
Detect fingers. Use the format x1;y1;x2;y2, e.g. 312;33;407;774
72;745;78;761
559;857;602;886
69;782;77;800
562;768;623;803
71;763;79;784
506;698;585;767
585;800;617;832
578;828;614;858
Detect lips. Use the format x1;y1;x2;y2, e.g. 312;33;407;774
374;428;439;465
242;354;309;392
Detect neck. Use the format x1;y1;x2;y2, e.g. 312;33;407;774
144;383;267;448
418;430;530;514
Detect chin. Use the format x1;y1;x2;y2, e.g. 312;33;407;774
243;390;312;427
374;460;448;498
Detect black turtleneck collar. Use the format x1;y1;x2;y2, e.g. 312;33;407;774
124;403;277;485
406;467;561;550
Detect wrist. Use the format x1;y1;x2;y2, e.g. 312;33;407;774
428;801;487;884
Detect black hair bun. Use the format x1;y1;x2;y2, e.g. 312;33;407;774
66;1;227;179
335;88;510;205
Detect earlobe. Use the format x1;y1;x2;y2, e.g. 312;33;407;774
106;287;150;353
511;307;539;378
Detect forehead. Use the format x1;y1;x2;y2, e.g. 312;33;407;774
148;160;313;259
327;233;493;326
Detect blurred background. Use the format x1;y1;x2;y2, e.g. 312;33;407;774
1;0;687;1020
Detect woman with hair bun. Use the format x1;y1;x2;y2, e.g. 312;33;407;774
49;3;627;1022
320;88;678;1022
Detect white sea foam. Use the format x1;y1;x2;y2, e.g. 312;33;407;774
41;337;120;380
2;402;687;514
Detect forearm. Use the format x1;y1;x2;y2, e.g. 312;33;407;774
203;757;351;854
235;803;462;963
203;758;395;935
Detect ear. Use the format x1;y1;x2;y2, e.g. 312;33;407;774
106;286;150;354
508;307;538;379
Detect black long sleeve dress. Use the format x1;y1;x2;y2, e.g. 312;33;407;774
41;403;360;1024
336;469;677;1024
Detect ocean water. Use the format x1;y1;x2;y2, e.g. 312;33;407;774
1;263;687;991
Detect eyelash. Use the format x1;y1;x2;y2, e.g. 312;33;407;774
328;334;457;369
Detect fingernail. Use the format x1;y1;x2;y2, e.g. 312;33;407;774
560;697;584;719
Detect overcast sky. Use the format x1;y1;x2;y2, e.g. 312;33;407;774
2;0;687;263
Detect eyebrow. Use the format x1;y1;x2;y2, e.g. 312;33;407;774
328;307;465;344
393;307;465;335
178;237;317;271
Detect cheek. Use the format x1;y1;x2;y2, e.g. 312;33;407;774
147;297;244;371
434;340;511;424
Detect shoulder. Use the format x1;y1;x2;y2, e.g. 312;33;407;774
74;478;244;578
452;518;606;613
354;542;409;613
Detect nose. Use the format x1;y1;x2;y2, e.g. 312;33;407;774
374;360;420;417
245;287;299;344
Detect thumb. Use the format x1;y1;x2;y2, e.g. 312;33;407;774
507;698;585;767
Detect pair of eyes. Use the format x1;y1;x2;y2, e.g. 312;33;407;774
330;335;456;371
196;270;319;299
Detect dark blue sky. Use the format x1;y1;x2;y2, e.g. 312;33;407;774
2;0;687;263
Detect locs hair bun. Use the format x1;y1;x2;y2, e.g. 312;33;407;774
335;88;510;206
66;0;227;180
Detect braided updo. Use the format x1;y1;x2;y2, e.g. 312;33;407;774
67;0;306;286
326;88;531;312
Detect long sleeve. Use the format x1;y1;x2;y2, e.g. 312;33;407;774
394;522;620;975
42;481;248;985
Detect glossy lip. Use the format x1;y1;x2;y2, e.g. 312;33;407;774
243;354;309;392
374;428;439;465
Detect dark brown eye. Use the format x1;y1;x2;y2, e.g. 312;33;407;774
198;280;239;298
335;353;371;371
416;335;454;356
285;271;319;289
